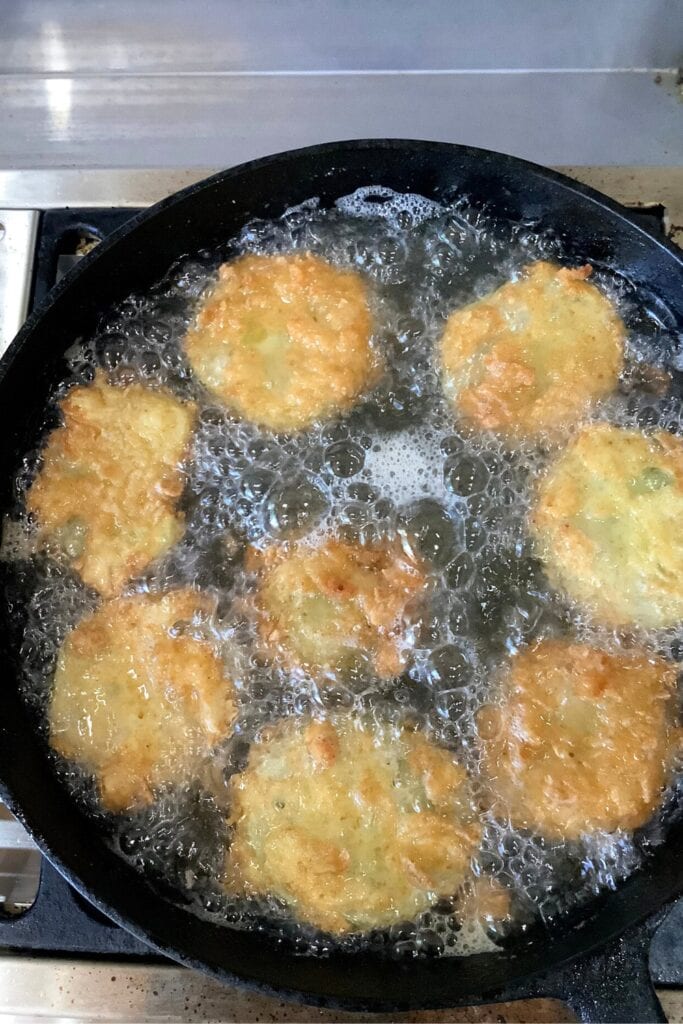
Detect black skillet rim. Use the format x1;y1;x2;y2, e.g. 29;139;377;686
3;139;683;381
1;139;682;1011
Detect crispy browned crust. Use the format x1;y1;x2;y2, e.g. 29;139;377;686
26;372;196;596
532;423;683;627
479;640;681;839
247;535;428;680
226;718;481;933
440;262;624;441
49;590;236;812
184;253;381;431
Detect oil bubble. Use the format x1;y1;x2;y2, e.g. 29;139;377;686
445;453;489;497
399;499;462;568
428;644;472;688
324;440;365;478
265;478;327;534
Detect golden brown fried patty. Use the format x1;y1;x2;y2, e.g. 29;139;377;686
439;262;624;441
183;253;380;431
532;423;683;628
479;640;680;839
49;590;236;813
247;535;428;679
26;372;195;597
226;718;481;933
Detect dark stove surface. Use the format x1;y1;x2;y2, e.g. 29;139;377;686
32;208;143;304
1;204;680;988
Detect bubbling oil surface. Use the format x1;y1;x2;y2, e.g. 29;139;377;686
3;186;683;959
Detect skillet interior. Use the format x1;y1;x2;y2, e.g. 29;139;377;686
0;139;682;1009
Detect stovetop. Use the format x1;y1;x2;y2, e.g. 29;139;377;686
0;170;682;1023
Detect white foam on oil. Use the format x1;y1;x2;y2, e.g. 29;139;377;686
362;427;446;505
336;186;444;227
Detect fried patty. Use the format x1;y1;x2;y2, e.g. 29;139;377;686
49;590;236;813
247;535;428;680
226;718;481;933
532;423;683;628
479;640;680;838
184;253;380;431
439;262;624;441
27;373;195;597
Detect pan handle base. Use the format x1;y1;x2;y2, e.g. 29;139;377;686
0;858;153;957
544;916;667;1023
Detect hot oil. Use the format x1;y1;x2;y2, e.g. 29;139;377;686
3;186;683;959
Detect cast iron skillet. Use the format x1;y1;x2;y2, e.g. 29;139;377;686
0;141;682;1023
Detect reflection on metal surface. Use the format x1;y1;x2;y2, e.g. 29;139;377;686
0;956;575;1023
3;0;681;75
0;168;212;208
0;71;681;170
45;77;73;136
0;954;681;1022
0;209;39;358
0;807;39;914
